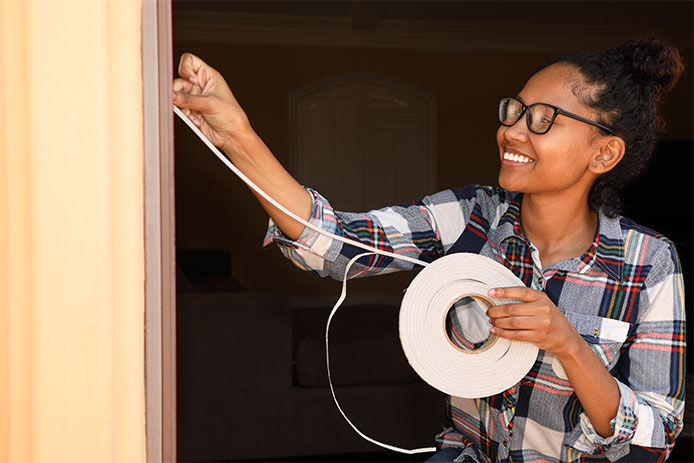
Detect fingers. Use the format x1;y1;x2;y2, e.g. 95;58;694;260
489;311;549;330
178;52;207;81
488;303;548;339
173;77;202;119
173;91;213;113
173;77;194;93
487;301;543;319
488;285;541;302
489;326;537;342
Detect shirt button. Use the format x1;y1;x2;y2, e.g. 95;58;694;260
592;328;600;337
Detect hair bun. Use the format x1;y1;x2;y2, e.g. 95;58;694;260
616;37;684;96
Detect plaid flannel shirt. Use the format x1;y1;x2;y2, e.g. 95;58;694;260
263;184;686;463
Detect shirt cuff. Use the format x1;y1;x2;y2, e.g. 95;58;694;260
262;187;342;262
566;380;637;461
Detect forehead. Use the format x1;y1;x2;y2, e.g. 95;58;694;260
518;63;588;112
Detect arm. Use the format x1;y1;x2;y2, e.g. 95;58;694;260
488;242;686;460
173;53;311;240
173;53;486;280
263;187;445;280
600;243;686;457
263;185;499;280
486;286;620;437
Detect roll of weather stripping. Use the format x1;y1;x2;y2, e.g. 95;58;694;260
400;253;539;398
173;105;538;454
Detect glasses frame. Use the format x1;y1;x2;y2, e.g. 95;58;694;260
498;96;617;136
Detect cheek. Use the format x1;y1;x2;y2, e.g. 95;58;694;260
495;126;505;148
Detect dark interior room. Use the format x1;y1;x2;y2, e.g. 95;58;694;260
171;1;693;462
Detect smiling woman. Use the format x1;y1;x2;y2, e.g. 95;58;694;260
173;36;686;463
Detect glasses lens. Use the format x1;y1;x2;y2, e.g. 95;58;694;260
527;104;555;133
499;97;523;126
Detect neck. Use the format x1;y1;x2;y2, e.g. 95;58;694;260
520;190;598;268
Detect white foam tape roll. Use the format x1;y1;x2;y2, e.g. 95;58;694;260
173;106;539;454
400;252;539;398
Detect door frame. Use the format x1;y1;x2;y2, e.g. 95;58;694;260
142;0;176;461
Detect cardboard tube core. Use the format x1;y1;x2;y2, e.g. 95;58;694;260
444;294;498;354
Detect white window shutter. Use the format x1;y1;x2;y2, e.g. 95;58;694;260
290;76;436;212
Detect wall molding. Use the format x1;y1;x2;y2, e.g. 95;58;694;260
173;10;685;52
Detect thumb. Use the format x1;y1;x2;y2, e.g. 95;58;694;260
173;91;215;113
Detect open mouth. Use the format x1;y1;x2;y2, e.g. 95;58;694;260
503;151;534;164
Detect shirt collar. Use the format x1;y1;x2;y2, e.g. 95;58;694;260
590;210;625;281
492;193;625;281
492;192;526;247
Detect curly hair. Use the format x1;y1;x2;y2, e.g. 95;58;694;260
543;37;684;217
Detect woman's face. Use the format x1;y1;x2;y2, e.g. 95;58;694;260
496;64;604;199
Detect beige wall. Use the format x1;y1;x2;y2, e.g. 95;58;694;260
173;39;693;298
0;1;145;462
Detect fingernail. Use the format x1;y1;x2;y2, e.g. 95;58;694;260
490;327;497;334
488;288;497;296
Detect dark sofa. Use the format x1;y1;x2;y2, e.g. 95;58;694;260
176;249;444;462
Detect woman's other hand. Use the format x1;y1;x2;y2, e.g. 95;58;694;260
172;52;252;152
486;285;622;437
486;286;581;359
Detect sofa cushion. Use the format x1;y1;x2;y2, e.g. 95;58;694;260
293;304;421;387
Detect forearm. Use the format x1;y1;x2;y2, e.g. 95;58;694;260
558;334;620;438
222;128;312;240
172;53;313;241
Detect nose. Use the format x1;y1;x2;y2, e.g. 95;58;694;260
501;115;529;143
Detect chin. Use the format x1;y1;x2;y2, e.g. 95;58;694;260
498;172;521;192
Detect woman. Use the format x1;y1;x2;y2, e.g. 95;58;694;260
173;38;685;462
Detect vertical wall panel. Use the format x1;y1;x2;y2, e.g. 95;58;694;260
0;1;146;462
0;2;33;462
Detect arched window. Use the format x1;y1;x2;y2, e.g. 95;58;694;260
289;76;436;211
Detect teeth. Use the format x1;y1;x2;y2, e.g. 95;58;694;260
504;152;533;163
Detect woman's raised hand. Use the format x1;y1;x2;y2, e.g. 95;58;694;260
173;52;252;152
172;52;313;239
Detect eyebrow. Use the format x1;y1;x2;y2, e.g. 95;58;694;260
515;95;562;109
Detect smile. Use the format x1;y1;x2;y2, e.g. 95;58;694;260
503;152;534;164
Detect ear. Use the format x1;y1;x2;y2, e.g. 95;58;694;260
589;137;625;174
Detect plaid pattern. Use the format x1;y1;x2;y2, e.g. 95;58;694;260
264;184;686;462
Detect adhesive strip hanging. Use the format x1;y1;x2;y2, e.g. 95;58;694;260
173;105;538;453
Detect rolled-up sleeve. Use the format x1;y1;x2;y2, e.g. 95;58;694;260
567;242;686;461
263;186;445;280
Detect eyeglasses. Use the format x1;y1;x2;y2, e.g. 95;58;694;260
498;96;616;136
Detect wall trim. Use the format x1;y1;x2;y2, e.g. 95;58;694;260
143;0;176;461
173;10;681;51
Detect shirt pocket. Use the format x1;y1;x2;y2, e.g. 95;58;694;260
563;311;631;371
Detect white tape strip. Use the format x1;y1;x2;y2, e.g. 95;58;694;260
327;252;436;454
172;106;428;269
173;105;538;454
